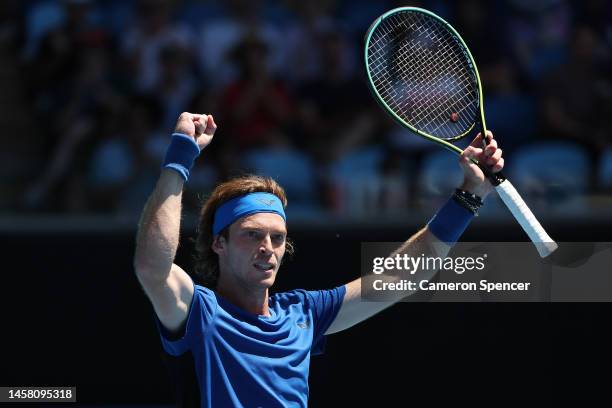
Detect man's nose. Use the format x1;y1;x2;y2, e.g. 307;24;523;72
259;235;273;254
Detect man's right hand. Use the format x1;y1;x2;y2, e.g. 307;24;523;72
174;112;218;150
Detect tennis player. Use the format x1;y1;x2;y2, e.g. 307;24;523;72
134;112;504;407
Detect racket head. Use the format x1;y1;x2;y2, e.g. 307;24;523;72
364;7;485;153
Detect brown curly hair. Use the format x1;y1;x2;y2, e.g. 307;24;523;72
194;175;294;289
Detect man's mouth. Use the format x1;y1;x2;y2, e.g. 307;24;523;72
253;262;275;272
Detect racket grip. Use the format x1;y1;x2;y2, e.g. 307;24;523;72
495;180;558;258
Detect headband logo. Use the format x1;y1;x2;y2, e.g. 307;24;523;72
255;198;275;207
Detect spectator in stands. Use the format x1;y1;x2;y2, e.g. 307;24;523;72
217;36;293;156
283;0;351;84
121;0;194;93
295;30;376;165
24;41;119;212
539;25;612;188
197;0;285;88
505;0;571;81
155;43;199;130
88;94;164;213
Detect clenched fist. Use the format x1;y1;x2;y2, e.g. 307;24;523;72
174;112;218;150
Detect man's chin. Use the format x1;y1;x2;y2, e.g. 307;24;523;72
253;270;276;289
258;275;276;289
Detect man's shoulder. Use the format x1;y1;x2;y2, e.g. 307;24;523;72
192;283;213;297
193;283;211;293
192;284;218;309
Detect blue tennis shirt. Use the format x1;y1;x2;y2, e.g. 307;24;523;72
156;283;346;407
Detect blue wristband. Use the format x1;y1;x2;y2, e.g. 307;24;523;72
427;196;475;244
162;133;201;181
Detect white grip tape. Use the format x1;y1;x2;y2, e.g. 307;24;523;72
495;180;558;258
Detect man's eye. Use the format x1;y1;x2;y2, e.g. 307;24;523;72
272;234;284;242
248;231;259;238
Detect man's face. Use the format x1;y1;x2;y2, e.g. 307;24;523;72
215;212;287;290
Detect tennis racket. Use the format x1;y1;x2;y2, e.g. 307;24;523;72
364;7;558;258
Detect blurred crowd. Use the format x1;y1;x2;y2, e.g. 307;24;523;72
0;0;610;218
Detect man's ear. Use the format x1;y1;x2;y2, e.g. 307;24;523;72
212;235;226;255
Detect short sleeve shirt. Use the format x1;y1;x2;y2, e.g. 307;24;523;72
156;283;346;407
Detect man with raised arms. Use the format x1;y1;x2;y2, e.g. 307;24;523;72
133;112;504;407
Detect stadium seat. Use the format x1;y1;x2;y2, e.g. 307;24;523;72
329;145;385;180
89;139;133;187
598;147;612;189
417;149;463;197
328;146;385;210
508;141;591;205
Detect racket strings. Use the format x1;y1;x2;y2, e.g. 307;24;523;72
367;11;479;140
370;14;475;133
372;15;474;134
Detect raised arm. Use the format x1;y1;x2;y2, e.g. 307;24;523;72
326;131;504;334
133;112;217;332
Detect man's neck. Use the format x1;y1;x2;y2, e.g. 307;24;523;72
215;279;270;317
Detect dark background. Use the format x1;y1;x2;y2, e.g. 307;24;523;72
1;0;611;406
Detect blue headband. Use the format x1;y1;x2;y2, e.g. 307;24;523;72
212;192;286;235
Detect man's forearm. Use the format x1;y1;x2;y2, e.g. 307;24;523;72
362;226;452;302
327;227;451;334
134;169;185;280
393;226;451;260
